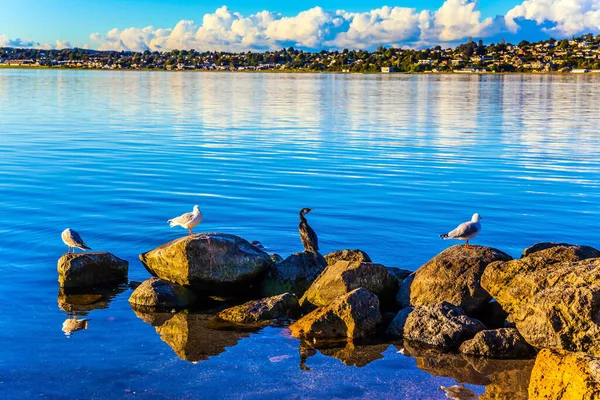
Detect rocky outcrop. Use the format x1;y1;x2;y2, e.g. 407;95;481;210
139;233;273;293
289;288;382;340
459;328;535;359
481;243;600;355
57;252;128;288
299;261;398;311
260;251;327;297
324;249;372;265
403;302;486;351
408;245;512;315
128;277;197;309
217;293;299;324
386;307;414;337
386;267;412;282
528;349;600;399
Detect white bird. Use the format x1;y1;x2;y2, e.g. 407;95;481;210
168;205;203;235
61;228;91;253
440;213;482;249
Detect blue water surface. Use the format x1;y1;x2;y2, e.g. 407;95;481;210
1;70;600;399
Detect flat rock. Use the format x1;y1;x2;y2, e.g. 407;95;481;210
57;252;128;288
217;293;299;324
481;243;600;355
409;245;512;316
128;277;197;309
260;251;327;297
324;249;372;265
139;233;273;293
459;328;535;359
289;288;382;340
299;261;398;311
403;302;486;351
528;349;600;399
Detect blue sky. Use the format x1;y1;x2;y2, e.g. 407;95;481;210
0;0;598;51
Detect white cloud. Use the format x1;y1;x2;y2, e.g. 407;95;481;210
506;0;600;35
0;34;38;48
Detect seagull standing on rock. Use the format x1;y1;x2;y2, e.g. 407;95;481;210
61;228;91;253
168;205;203;235
440;213;482;249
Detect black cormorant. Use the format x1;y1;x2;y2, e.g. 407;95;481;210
298;208;318;252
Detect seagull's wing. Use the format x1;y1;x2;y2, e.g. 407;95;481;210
170;211;194;226
68;229;87;247
447;221;478;238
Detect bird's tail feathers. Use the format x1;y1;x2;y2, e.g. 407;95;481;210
82;244;91;250
168;219;176;227
440;233;449;240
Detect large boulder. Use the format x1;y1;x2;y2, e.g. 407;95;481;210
396;273;415;309
528;349;600;399
289;288;382;340
217;293;299;324
57;252;128;288
260;251;327;297
128;277;197;309
481;243;600;355
408;245;512;316
139;233;273;294
299;261;399;311
459;328;535;359
386;307;414;337
324;249;372;265
403;302;486;351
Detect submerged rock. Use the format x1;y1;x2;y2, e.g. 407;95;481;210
324;249;372;265
459;328;535;359
289;288;382;340
408;245;512;316
528;349;600;399
57;252;128;288
139;233;273;294
217;293;299;324
403;302;486;351
260;251;327;297
299;261;399;311
128;277;197;309
481;243;600;355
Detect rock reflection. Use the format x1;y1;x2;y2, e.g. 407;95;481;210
402;341;534;400
300;339;393;368
58;284;127;315
132;308;257;362
62;317;89;337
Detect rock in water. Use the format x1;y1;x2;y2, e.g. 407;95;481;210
57;252;128;288
324;249;372;265
260;251;327;297
217;293;299;324
128;277;197;309
289;288;382;340
386;307;414;337
481;243;600;355
403;302;486;351
408;245;512;316
459;328;534;359
139;233;273;293
299;261;399;311
528;349;600;399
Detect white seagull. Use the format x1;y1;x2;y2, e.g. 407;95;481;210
61;228;91;253
168;205;203;235
440;213;482;249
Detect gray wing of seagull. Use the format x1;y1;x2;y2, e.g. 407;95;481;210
64;229;88;248
447;221;479;239
170;211;194;225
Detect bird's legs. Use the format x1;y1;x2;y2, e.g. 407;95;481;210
465;239;471;249
67;246;71;254
188;227;193;236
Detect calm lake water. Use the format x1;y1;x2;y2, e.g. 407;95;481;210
1;69;600;399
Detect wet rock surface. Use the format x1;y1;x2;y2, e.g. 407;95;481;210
299;261;398;311
139;233;273;293
324;249;372;265
128;277;198;309
459;328;535;359
57;252;128;288
528;348;600;399
403;302;486;351
260;251;327;297
408;245;512;315
217;293;299;324
289;288;382;340
481;243;600;354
